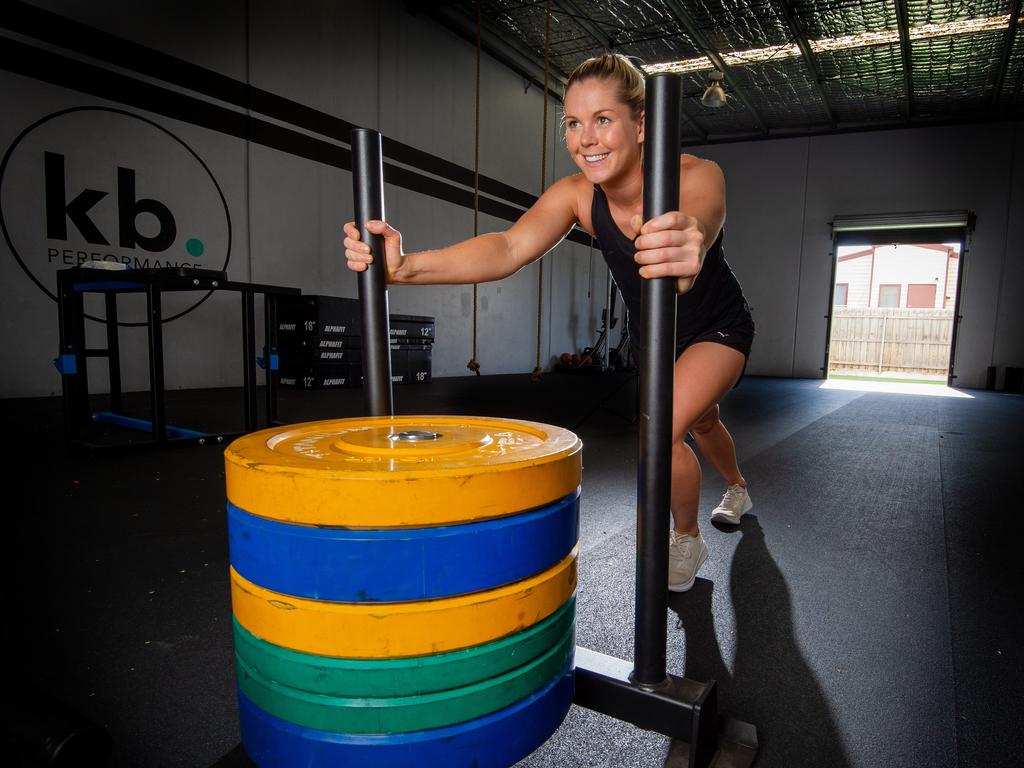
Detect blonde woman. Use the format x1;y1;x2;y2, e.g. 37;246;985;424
345;55;755;591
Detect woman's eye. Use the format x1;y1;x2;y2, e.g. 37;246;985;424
597;116;610;124
567;120;580;129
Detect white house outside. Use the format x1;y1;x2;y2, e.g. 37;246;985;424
830;243;961;380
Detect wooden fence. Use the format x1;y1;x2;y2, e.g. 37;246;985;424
829;307;954;376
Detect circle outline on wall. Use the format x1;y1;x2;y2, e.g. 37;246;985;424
0;106;232;326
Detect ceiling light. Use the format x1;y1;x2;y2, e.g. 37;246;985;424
644;13;1015;76
700;71;728;108
721;42;802;66
810;29;901;53
811;15;1011;53
644;57;713;75
909;14;1011;41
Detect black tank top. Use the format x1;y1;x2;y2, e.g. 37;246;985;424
590;183;751;353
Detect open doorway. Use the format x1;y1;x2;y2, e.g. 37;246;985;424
825;225;966;387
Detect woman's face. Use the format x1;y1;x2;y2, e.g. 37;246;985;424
564;78;644;186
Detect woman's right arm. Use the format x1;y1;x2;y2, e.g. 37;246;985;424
344;175;582;286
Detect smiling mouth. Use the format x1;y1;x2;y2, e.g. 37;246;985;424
583;153;609;163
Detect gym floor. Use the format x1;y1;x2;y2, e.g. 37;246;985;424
6;373;1022;767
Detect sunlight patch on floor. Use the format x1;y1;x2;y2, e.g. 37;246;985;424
820;379;974;398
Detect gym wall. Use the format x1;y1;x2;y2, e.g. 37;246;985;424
700;120;1024;388
3;1;1020;398
0;0;606;398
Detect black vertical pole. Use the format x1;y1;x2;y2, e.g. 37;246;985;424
104;293;123;414
264;294;279;425
146;284;167;443
57;271;82;442
632;73;681;688
241;288;257;432
350;128;394;417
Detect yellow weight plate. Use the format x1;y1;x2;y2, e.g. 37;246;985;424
224;416;582;527
230;546;577;659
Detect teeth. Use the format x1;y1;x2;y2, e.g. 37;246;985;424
584;153;608;162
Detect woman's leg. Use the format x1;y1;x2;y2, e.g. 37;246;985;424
690;404;746;488
666;342;745;591
669;342;746;536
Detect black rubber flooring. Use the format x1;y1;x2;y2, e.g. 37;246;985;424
4;374;1022;767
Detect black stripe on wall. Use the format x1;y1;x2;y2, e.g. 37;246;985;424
0;36;592;245
1;1;544;211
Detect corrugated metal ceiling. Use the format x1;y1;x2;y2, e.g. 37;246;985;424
419;0;1024;143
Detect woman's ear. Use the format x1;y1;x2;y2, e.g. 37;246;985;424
637;110;645;143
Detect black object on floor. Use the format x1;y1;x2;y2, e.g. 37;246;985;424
7;679;112;768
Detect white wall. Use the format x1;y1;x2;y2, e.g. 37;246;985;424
700;121;1023;387
696;137;810;378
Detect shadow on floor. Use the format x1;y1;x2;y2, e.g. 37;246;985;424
667;516;850;767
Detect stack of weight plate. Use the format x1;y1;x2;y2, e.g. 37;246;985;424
224;415;583;767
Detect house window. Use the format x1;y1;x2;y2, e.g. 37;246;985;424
878;284;901;308
834;283;849;305
907;283;937;308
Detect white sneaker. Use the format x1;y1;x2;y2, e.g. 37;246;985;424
710;484;753;525
668;531;708;592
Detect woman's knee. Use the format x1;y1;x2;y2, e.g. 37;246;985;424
671;437;700;472
690;403;720;436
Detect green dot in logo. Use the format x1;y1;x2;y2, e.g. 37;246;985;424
186;238;205;257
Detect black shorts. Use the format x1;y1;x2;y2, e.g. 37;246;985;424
626;301;755;374
676;301;754;359
675;304;755;386
680;322;754;360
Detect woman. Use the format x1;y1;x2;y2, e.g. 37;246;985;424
344;54;754;592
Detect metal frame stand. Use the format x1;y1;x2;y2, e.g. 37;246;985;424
56;268;299;453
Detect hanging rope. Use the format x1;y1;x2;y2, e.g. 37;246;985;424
531;0;552;382
467;1;482;376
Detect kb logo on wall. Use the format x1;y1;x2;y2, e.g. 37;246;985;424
0;107;231;322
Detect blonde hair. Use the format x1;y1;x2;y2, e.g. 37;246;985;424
565;54;645;118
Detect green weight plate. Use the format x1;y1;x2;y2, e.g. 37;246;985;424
232;597;575;698
235;620;575;735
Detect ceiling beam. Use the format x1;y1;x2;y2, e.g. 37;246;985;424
777;0;837;127
991;0;1022;112
685;111;1024;146
661;0;769;134
894;0;914;120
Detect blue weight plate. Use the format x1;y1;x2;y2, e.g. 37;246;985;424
228;489;579;602
238;662;573;768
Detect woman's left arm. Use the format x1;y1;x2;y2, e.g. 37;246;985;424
631;156;726;294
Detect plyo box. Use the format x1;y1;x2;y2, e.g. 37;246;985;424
276;296;435;343
276;358;428;391
277;336;362;365
280;344;431;389
275;296;434;387
390;343;432;385
389;314;435;344
278;363;359;390
276;295;360;338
